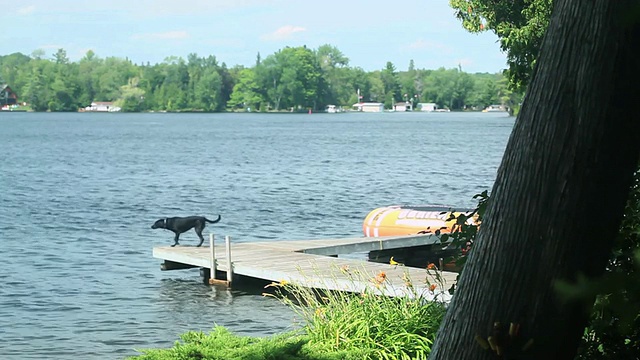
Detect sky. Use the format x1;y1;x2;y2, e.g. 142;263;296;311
0;0;507;73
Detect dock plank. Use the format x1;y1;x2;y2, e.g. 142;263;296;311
153;235;455;301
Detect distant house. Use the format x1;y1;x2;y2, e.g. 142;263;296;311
1;84;18;106
84;101;121;112
393;102;412;112
482;104;508;113
352;102;384;113
418;103;437;112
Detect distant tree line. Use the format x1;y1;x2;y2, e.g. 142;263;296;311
0;45;521;112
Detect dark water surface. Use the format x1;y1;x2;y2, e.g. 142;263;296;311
0;111;514;359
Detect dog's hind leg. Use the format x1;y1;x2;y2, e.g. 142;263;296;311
172;233;180;247
194;225;206;247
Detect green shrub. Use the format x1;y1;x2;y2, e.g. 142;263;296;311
265;266;447;360
128;326;359;360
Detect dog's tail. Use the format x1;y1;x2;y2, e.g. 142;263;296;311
205;214;221;224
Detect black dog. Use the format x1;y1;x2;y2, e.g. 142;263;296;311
151;215;221;247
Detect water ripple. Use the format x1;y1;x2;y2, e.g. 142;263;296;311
0;111;513;359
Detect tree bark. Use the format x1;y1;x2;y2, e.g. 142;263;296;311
430;1;640;359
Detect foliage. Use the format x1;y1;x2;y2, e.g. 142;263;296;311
255;46;324;111
0;45;513;113
557;169;640;359
435;190;489;287
227;68;263;111
443;178;640;359
128;326;354;360
381;61;401;108
264;266;447;360
128;266;448;360
449;0;553;91
420;67;474;110
115;77;145;112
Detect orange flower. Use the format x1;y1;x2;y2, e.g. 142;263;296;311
430;284;437;291
427;263;437;270
373;271;387;285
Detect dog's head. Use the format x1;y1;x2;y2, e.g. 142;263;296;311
151;218;166;229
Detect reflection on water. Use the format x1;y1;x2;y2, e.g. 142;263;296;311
0;111;513;359
154;278;300;338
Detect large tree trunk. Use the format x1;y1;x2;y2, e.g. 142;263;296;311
430;1;640;359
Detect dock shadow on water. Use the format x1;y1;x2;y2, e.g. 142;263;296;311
154;278;298;337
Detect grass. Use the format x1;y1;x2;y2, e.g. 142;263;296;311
128;326;359;360
128;262;447;360
264;263;447;360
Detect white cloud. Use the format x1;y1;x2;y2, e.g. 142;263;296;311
261;25;306;41
130;0;277;16
18;5;36;15
131;31;190;41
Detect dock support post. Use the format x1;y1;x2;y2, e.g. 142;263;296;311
225;235;233;285
209;233;217;281
208;233;230;286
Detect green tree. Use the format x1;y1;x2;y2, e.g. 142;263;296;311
47;49;82;111
93;57;137;101
23;65;48;111
366;71;385;103
380;61;401;108
0;52;31;94
77;50;102;106
399;60;419;107
154;57;189;110
48;77;78;111
449;0;552;91
467;74;499;109
256;53;284;110
422;67;474;110
316;44;351;107
115;77;146;112
186;53;204;110
430;1;640;359
194;68;223;112
138;63;164;110
30;49;45;60
257;46;323;110
52;48;69;65
1;44;513;113
227;68;263;111
346;67;372;105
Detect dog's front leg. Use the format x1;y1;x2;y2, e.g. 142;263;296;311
172;233;180;247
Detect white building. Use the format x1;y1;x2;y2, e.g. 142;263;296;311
418;103;437;112
482;104;508;112
393;102;413;112
84;102;121;112
352;102;384;112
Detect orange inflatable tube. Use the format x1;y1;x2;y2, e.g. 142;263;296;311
362;206;474;237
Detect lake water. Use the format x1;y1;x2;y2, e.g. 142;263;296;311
0;111;514;359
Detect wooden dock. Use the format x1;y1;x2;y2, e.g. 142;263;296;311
153;234;457;301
